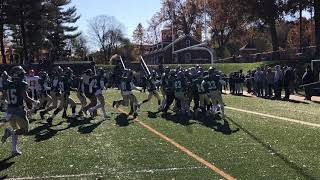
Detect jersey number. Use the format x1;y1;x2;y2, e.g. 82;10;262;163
30;80;37;87
175;81;182;89
7;89;18;104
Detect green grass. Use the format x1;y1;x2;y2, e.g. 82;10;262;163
0;90;320;179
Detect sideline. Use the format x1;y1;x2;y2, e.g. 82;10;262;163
226;106;320;128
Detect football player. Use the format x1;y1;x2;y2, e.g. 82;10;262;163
76;75;87;116
38;71;52;110
88;68;108;118
161;70;176;113
208;68;225;118
26;69;40;108
139;71;161;110
174;71;190;116
160;67;170;110
2;66;39;156
82;69;97;116
39;66;63;120
113;69;142;118
0;71;10;111
46;67;77;125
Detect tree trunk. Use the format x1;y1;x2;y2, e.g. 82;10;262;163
102;46;108;64
269;18;279;59
299;2;303;53
0;23;6;64
19;4;28;64
315;0;320;58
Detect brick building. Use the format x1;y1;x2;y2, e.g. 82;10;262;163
142;34;213;65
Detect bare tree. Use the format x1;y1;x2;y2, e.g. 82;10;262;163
132;23;146;55
88;15;124;63
146;13;162;44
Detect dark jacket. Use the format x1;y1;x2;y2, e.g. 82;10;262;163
302;70;314;85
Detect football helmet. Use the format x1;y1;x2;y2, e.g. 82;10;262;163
11;66;26;80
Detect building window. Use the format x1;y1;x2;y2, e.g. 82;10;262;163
158;55;164;64
186;40;191;47
185;53;191;64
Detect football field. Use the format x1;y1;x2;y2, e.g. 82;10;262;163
1;89;320;180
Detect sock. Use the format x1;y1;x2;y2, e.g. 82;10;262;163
133;103;138;113
72;107;76;116
12;131;18;152
51;108;61;119
220;104;225;117
161;99;166;109
80;106;85;112
101;107;107;117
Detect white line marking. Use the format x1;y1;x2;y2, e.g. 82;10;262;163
8;166;207;180
226;106;320;128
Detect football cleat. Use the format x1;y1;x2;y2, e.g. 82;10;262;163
112;101;117;108
40;111;46;120
47;117;53;126
12;150;22;156
62;111;68;119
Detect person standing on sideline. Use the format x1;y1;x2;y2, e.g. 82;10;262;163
265;67;274;98
302;65;314;101
274;65;283;100
254;67;263;97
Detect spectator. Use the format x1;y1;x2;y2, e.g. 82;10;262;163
252;70;257;95
283;67;295;100
229;72;235;94
234;72;240;95
266;67;274;98
239;70;245;95
274;65;283;100
261;67;267;97
254;67;264;97
302;65;314;101
246;70;252;94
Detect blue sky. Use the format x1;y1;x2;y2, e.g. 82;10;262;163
70;0;161;38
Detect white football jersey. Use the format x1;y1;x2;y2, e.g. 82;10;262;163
26;76;40;90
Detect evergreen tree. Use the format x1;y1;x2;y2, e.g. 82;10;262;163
44;0;80;62
0;0;8;63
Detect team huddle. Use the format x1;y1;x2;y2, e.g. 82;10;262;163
0;64;225;156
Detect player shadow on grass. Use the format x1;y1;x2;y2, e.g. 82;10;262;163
27;122;58;142
197;115;240;135
115;113;134;127
77;119;106;134
160;112;196;126
0;155;15;176
27;117;105;141
226;116;317;180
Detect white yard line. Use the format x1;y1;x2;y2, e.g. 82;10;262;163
226;106;320;128
8;166;207;180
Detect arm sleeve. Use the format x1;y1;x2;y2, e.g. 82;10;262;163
44;83;51;91
100;80;105;90
89;80;94;93
81;83;85;93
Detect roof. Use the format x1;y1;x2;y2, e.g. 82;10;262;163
240;43;257;51
144;34;201;56
163;34;201;51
